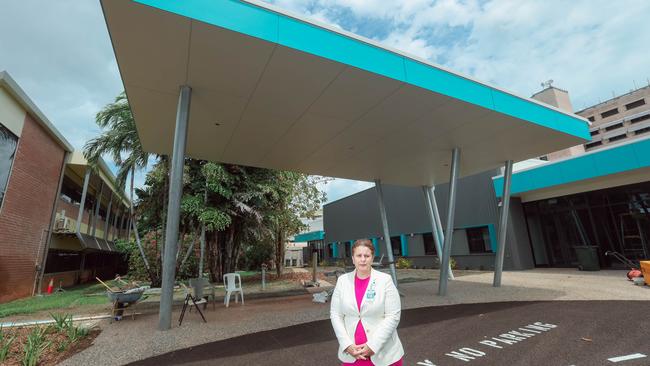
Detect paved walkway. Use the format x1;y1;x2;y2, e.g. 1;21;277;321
61;269;650;366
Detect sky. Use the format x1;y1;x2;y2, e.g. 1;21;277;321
1;0;649;203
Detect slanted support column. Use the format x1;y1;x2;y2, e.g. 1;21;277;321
493;160;514;287
438;148;461;296
91;181;104;237
159;85;191;331
104;192;113;240
76;170;91;234
374;180;399;288
422;186;453;280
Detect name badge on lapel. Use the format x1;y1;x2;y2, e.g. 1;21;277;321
366;279;377;302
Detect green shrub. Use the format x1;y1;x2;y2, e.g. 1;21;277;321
22;327;48;366
396;258;412;269
50;313;72;333
0;328;15;362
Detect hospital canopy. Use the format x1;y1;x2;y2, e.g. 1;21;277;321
101;0;590;186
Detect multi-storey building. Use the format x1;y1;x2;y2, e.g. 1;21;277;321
578;85;650;151
0;71;130;303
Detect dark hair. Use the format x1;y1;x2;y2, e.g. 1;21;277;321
351;239;375;256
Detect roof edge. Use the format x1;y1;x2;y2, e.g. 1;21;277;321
0;71;74;152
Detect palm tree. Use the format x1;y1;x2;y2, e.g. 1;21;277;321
84;92;152;274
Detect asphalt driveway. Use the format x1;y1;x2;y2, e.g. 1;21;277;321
128;300;650;366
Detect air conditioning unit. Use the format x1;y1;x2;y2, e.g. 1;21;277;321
54;216;75;232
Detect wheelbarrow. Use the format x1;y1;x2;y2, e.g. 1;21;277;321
106;287;147;321
97;277;147;321
605;251;643;280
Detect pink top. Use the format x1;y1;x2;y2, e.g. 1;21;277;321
342;274;402;366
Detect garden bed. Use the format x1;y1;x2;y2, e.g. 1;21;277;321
0;315;99;366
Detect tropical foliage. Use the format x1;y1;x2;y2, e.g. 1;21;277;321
89;92;324;283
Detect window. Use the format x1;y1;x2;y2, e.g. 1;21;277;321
600;108;619;118
588;116;595;122
625;99;645;110
630;114;650;124
604;122;624;131
634;126;650;136
466;226;492;253
585;141;603;149
344;242;351;258
422;233;437;255
390;236;402;256
608;134;627;142
0;124;19;208
539;155;548;161
589;130;600;136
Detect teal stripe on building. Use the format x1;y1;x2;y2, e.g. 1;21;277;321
400;234;409;256
293;230;325;242
493;137;650;197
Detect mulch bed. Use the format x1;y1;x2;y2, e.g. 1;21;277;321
1;326;100;366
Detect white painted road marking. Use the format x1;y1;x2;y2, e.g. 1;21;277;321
608;353;647;363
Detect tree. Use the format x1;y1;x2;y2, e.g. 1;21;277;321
83;92;155;283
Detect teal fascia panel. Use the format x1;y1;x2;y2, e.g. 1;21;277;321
135;0;279;43
371;238;380;256
494;138;650;197
332;242;338;258
133;0;589;141
278;17;406;81
487;224;497;253
403;60;494;110
293;230;325;242
400;234;409;256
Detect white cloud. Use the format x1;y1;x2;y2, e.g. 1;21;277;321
3;0;649;204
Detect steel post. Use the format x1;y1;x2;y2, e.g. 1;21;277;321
159;85;191;331
423;186;454;280
493;160;513;287
438;148;460;296
374;180;399;288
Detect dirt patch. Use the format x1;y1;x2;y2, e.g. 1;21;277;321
1;326;100;366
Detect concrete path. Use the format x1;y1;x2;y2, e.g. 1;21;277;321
61;269;650;366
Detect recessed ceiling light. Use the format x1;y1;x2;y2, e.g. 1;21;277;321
214;122;221;126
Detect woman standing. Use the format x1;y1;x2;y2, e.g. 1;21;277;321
330;239;404;366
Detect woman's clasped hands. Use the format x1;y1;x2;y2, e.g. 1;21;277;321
346;344;375;360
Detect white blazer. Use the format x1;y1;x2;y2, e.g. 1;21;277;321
330;269;404;366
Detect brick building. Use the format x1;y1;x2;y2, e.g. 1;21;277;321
0;71;131;303
0;71;73;302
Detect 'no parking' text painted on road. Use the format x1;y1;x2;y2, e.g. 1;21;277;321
417;321;558;365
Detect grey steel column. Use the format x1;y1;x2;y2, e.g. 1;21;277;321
76;170;91;234
493;160;513;287
374;180;399;288
159;85;191;331
104;192;113;240
438;148;460;296
422;186;453;280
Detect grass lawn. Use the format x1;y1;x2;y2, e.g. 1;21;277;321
0;283;111;319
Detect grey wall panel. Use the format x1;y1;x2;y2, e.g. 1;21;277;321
323;168;534;270
451;229;469;256
323;185;431;243
407;235;425;256
434;169;501;229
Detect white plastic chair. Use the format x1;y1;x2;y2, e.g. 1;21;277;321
223;273;244;307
